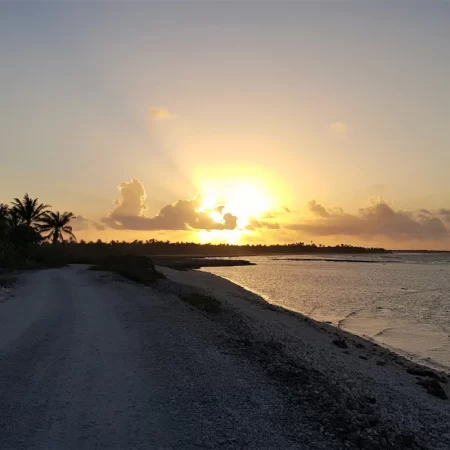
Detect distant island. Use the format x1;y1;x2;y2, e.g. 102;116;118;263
75;239;389;257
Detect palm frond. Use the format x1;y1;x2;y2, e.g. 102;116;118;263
10;193;50;226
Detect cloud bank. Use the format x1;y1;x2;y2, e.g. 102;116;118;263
287;200;450;240
102;179;238;231
99;179;450;245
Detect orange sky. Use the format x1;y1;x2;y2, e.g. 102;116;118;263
2;3;450;249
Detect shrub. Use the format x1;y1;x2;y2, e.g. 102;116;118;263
181;293;221;313
92;254;164;283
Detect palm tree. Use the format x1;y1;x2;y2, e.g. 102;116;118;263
39;211;76;244
0;204;10;239
11;194;50;227
0;203;9;225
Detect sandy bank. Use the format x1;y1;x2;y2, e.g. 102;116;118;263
158;266;450;450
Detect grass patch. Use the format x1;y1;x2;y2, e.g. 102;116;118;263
181;293;221;313
92;255;165;284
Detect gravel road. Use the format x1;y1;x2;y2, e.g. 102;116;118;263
0;266;340;450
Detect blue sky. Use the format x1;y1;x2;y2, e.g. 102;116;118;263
1;1;450;247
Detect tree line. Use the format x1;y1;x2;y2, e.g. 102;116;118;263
0;194;76;268
1;193;388;270
72;239;388;256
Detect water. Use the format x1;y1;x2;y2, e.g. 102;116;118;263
201;253;450;371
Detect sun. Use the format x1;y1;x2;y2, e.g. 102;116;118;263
223;183;273;228
195;179;276;244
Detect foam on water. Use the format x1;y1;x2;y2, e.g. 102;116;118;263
201;253;450;371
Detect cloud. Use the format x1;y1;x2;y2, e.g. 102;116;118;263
262;207;291;220
72;215;105;232
330;121;349;134
438;209;450;223
308;200;330;218
111;178;147;218
150;108;176;121
72;216;89;231
287;200;450;240
93;222;106;231
245;218;280;231
102;178;238;231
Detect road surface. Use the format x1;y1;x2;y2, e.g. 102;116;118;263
0;266;332;450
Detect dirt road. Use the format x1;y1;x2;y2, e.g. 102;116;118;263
0;266;336;450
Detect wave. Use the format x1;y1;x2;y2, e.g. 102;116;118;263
337;307;367;328
373;327;395;338
273;257;389;264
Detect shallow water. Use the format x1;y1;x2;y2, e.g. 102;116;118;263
201;253;450;370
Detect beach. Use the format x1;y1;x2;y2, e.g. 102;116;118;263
0;264;449;449
199;254;450;371
159;266;450;449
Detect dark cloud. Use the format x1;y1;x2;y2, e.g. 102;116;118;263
287;200;450;240
438;209;450;223
417;209;433;221
102;178;238;231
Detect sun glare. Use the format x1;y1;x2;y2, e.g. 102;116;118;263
197;229;245;245
208;210;224;223
225;184;272;227
195;178;276;243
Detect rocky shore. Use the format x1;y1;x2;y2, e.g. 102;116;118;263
157;267;450;450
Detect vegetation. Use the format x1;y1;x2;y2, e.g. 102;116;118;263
181;293;221;313
11;194;50;227
91;254;164;284
49;240;388;264
0;194;76;270
1;192;389;273
39;211;76;244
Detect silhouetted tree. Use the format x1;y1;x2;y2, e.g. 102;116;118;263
39;211;76;244
11;194;50;227
9;223;42;247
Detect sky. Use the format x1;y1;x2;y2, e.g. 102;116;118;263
1;1;450;249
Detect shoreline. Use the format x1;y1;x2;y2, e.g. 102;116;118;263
158;266;450;449
161;266;450;382
206;270;450;376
